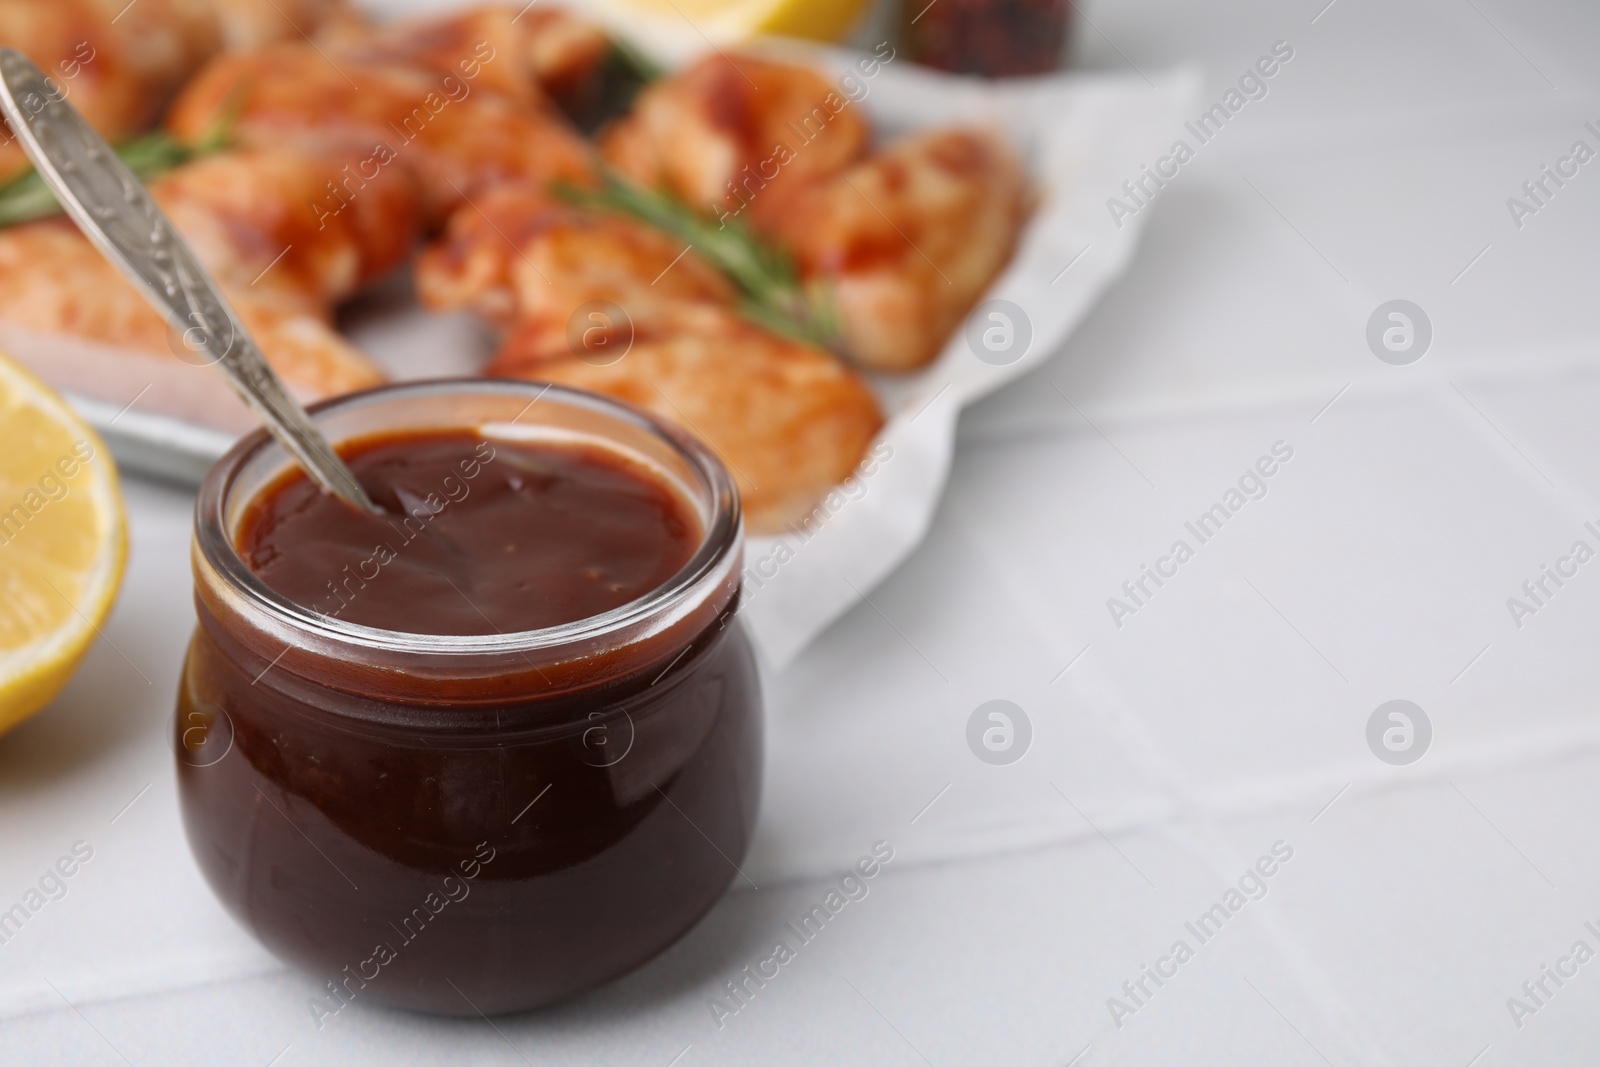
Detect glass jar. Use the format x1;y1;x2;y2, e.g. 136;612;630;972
174;380;762;1017
904;0;1074;77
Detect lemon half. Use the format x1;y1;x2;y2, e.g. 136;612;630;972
612;0;871;43
0;353;127;736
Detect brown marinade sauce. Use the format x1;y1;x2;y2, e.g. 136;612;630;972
236;430;701;635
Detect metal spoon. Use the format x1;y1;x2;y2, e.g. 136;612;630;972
0;47;381;514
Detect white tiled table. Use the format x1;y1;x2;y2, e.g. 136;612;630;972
7;0;1600;1062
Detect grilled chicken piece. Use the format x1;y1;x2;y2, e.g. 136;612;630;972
771;128;1028;372
600;52;870;232
416;183;732;340
209;0;349;50
0;145;420;401
0;221;384;401
166;41;596;227
417;184;881;532
155;145;420;305
493;308;884;534
315;4;612;118
0;0;347;184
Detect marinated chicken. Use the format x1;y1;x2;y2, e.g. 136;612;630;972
155;145;420;307
314;4;612;118
600;54;1026;371
417;185;882;532
601;52;870;233
0;145;420;400
165;11;601;225
773;128;1028;372
0;0;346;183
498;315;885;534
417;183;732;337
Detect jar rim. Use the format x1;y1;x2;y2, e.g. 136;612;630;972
193;378;743;659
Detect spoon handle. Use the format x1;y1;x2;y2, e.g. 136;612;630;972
0;47;380;514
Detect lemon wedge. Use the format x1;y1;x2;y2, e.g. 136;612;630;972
0;353;127;736
611;0;872;43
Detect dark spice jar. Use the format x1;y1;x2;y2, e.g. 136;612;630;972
905;0;1074;77
174;380;762;1017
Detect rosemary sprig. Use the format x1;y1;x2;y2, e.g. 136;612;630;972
608;37;666;85
0;96;240;229
568;40;661;133
556;171;840;350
